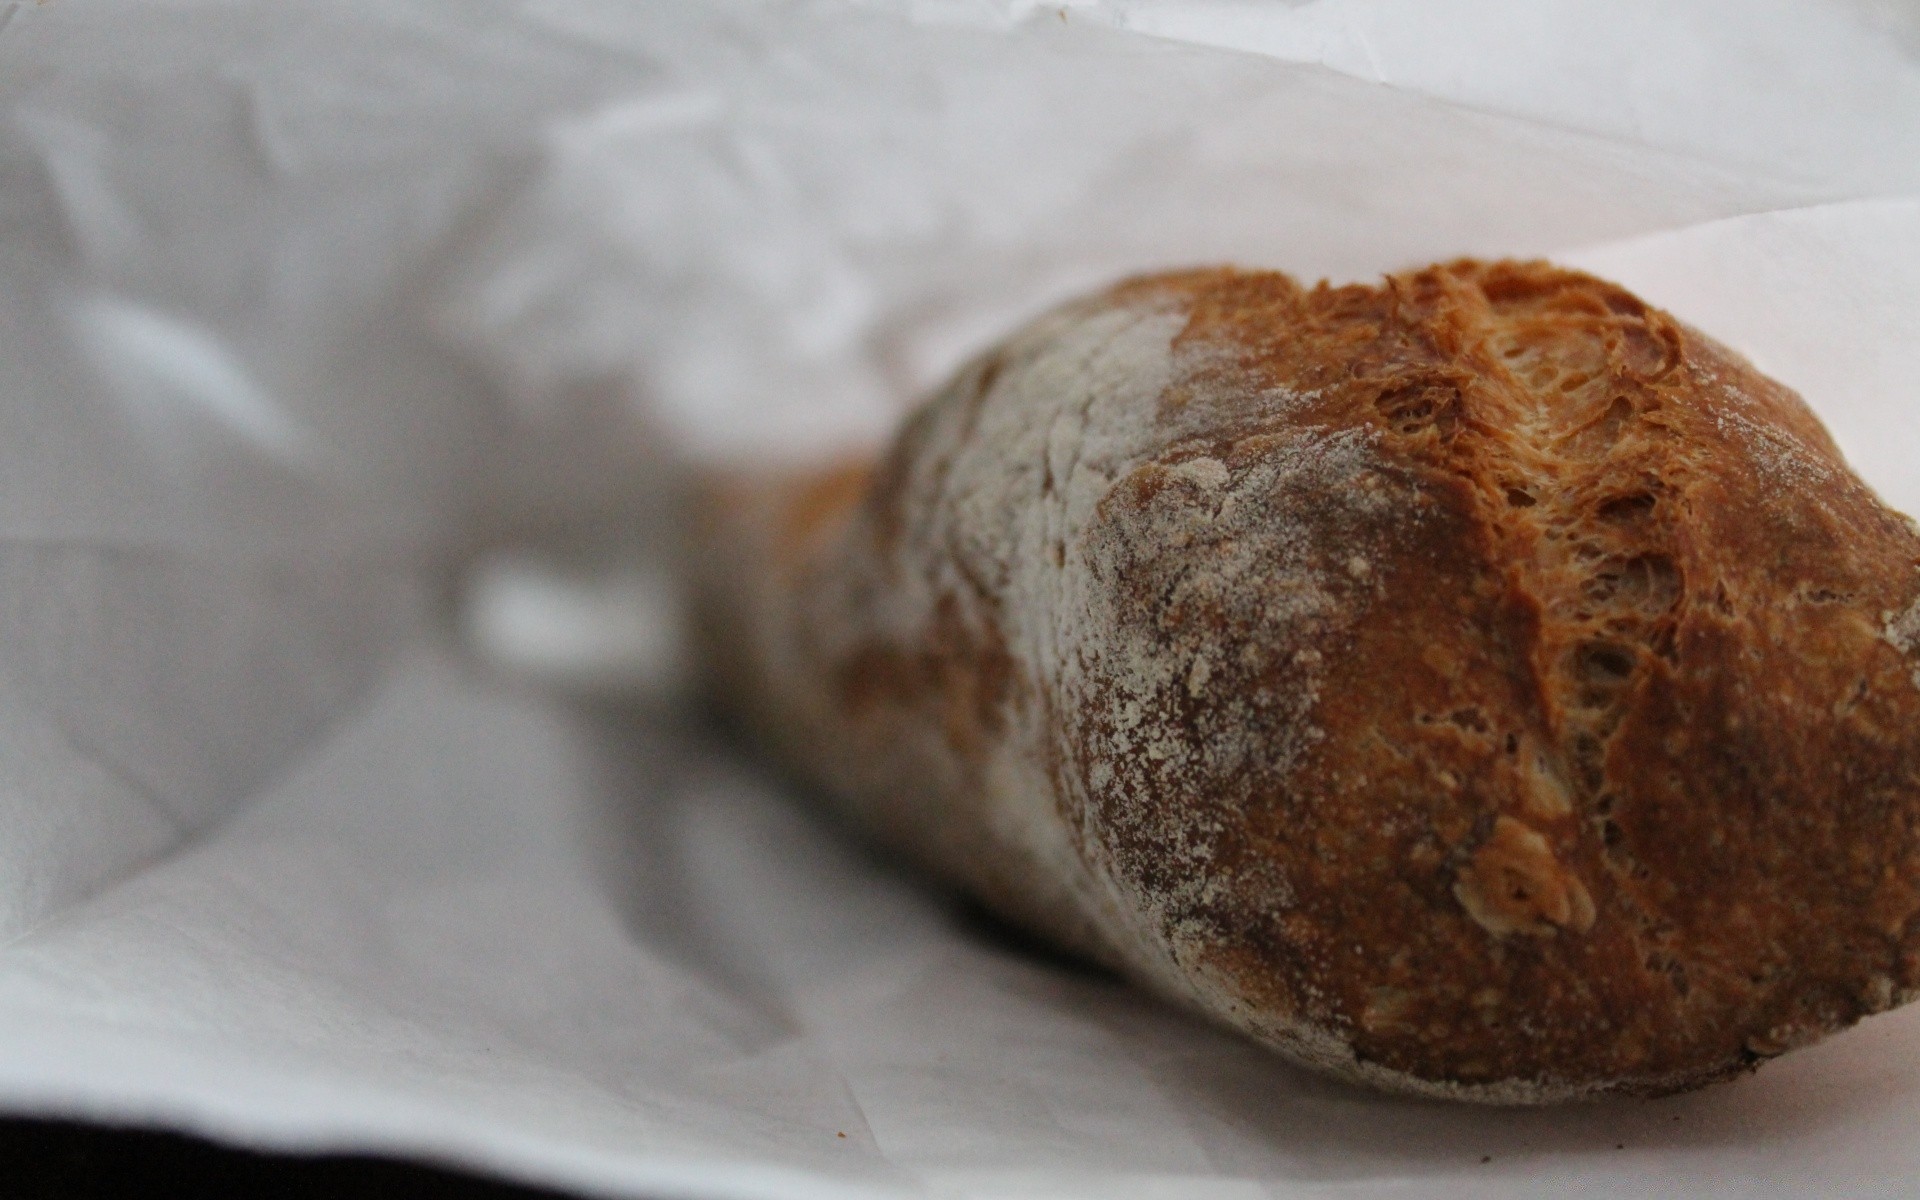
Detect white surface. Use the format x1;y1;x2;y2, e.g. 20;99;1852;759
0;1;1917;1198
1568;198;1920;520
5;646;1920;1200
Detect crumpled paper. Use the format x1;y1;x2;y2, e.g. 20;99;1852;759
0;2;1917;1197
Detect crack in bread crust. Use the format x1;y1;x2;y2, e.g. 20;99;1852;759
695;260;1920;1102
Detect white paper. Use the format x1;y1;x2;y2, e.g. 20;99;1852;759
0;2;1917;1198
1567;197;1920;520
437;0;1920;463
6;645;1920;1200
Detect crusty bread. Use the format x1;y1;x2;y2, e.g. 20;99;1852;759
693;260;1920;1102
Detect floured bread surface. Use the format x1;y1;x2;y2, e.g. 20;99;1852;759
694;261;1920;1102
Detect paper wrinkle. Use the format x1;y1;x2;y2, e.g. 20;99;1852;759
70;295;320;470
0;667;182;947
1844;0;1920;56
45;724;190;837
0;546;424;941
0;652;915;1198
11;111;143;267
441;6;1887;466
7;648;1916;1200
7;646;1920;1200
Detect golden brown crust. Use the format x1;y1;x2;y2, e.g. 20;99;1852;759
694;260;1920;1101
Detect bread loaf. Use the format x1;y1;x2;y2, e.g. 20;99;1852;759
694;260;1920;1102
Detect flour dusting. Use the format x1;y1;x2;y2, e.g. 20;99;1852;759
1886;592;1920;689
